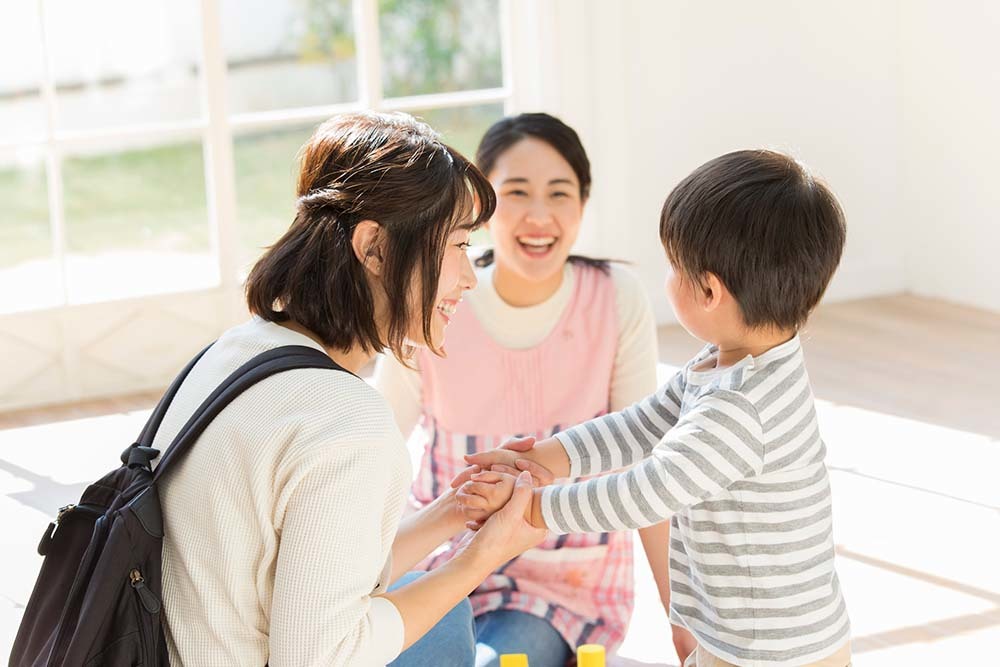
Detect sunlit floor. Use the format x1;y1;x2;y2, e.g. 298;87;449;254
2;295;998;666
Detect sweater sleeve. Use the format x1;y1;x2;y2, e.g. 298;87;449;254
269;444;405;667
554;365;688;478
542;389;765;534
609;265;660;411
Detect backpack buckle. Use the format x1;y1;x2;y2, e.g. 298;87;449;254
121;443;138;464
122;445;161;469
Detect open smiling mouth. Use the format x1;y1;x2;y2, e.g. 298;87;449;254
516;235;558;256
436;300;457;324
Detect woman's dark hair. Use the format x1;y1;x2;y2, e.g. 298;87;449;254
245;111;496;360
473;112;609;273
660;149;846;331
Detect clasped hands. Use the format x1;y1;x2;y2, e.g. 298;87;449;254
450;436;555;531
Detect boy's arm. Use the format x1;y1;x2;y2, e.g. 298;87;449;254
529;390;765;534
551;366;688;478
638;521;697;664
458;367;689;487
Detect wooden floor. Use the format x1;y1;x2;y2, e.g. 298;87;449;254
1;294;998;666
657;294;1000;438
0;390;163;431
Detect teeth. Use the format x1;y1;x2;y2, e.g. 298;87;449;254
517;236;556;247
437;302;457;316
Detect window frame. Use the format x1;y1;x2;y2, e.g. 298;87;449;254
1;0;515;311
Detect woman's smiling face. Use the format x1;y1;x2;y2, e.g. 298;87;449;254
405;227;477;351
485;137;585;284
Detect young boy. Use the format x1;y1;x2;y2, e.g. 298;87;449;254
456;149;851;667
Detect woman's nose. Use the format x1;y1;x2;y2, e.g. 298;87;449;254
461;251;478;291
524;197;552;224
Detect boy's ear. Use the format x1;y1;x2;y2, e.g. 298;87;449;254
701;272;726;312
351;220;384;276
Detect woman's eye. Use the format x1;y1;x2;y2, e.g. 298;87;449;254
551;191;570;199
457;242;472;250
505;190;527;197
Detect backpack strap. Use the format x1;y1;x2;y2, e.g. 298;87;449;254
152;345;348;481
122;343;214;466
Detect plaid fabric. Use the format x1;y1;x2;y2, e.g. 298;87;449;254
412;419;635;652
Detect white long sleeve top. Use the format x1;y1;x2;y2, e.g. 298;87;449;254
152;318;411;666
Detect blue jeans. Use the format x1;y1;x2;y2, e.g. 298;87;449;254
475;609;572;667
388;572;476;667
386;573;571;667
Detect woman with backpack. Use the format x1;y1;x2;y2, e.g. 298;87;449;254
148;112;547;665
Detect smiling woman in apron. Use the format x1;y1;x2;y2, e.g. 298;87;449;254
377;113;696;666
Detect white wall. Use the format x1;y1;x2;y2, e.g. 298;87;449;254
900;1;1000;313
513;0;998;322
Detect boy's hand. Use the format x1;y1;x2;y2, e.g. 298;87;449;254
449;436;556;489
455;470;516;529
460;471;548;567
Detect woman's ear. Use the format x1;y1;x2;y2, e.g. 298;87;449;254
351;220;384;275
701;272;726;313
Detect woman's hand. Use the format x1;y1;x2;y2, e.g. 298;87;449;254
460;471;547;568
449;436;556;489
455;470;517;528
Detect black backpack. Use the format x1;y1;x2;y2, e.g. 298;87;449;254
10;344;346;667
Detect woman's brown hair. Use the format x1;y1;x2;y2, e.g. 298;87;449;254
245;111;496;359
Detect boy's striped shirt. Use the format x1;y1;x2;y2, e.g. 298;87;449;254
541;335;850;666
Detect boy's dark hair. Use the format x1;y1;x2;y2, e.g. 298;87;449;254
245;111;495;360
660;149;846;330
473;112;609;273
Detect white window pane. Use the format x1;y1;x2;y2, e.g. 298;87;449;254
0;3;46;143
44;0;204;132
0;150;61;313
234;124;315;271
222;0;357;115
61;140;216;303
410;103;504;160
379;0;502;98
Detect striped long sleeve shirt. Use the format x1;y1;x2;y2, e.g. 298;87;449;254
541;335;850;666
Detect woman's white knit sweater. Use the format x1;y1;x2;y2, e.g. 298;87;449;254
151;318;411;666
